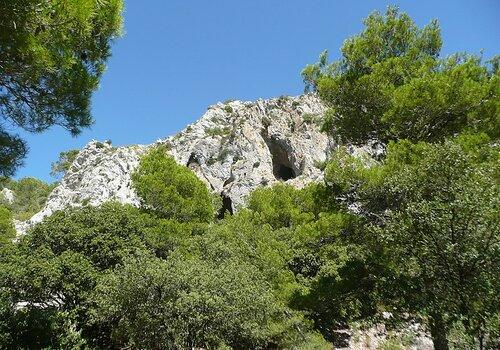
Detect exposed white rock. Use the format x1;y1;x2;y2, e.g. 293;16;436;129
162;94;333;210
18;94;382;234
336;322;433;350
25;140;147;231
0;187;15;204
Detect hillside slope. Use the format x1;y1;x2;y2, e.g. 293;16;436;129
17;94;383;233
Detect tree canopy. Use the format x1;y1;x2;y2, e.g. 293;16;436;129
0;0;123;176
302;6;499;144
302;6;499;349
50;149;80;179
132;146;217;223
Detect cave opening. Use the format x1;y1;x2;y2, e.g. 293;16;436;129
217;193;233;219
186;153;199;168
277;164;295;181
263;135;298;181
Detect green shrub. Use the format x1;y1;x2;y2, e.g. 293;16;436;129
0;206;15;243
378;337;405;350
92;255;316;349
205;126;231;137
302;113;318;124
277;95;289;105
132;146;215;222
313;159;327;170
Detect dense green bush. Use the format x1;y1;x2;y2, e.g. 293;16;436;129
0;202;155;348
0;206;15;244
23;202;153;271
92;255;328;349
245;183;379;343
132;146;216;222
302;6;499;144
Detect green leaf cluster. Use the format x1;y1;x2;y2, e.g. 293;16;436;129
0;0;123;176
303;6;499;144
132;146;216;223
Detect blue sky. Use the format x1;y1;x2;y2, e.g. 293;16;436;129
15;0;499;182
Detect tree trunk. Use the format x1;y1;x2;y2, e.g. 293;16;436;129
429;313;449;350
478;332;484;350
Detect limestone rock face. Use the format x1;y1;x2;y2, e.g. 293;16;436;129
336;322;433;350
0;188;15;204
163;94;332;210
18;94;381;233
19;141;147;233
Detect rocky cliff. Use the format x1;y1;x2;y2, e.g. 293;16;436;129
17;94;383;234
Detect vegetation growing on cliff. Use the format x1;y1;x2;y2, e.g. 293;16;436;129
50;150;80;180
0;177;55;220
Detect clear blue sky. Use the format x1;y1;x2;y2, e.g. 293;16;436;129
14;0;499;182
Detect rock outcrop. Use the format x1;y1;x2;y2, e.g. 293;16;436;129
0;188;15;204
336;322;433;350
23;141;147;232
17;94;383;234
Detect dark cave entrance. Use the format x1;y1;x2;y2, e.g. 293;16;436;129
263;135;298;181
217;193;233;219
276;164;295;181
186;153;199;169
